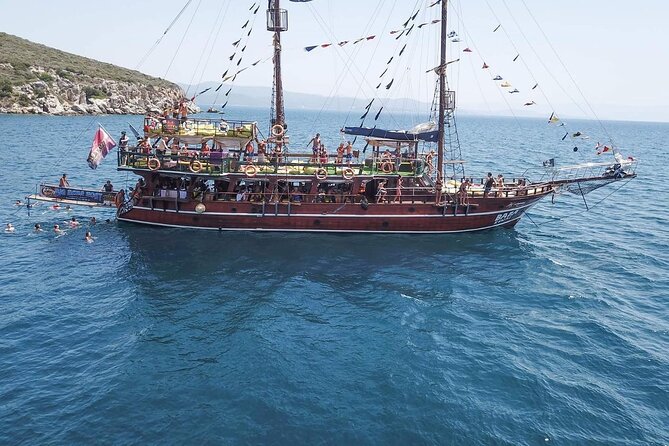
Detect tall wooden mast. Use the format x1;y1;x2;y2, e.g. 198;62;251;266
437;0;448;186
268;0;287;130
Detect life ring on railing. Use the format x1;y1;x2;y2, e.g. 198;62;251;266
315;168;328;180
342;167;355;180
147;157;161;171
271;124;285;137
189;160;203;173
245;164;258;177
381;161;393;173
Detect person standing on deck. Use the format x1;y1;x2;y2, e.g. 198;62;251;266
103;180;114;192
394;175;403;203
308;133;321;163
345;141;353;166
59;174;70;188
483;172;494;198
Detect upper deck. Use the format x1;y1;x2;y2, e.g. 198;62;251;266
143;116;258;142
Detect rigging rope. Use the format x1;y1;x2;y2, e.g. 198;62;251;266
136;0;194;70
163;0;203;81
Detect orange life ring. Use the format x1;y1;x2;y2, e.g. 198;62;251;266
147;157;161;171
315;168;328;180
245;164;258;177
381;161;393;173
342;167;355;180
189;159;203;173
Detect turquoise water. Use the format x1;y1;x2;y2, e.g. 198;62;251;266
0;109;668;444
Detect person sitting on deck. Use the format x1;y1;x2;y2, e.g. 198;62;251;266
336;143;345;164
483;172;494;198
170;140;180;160
376;180;388;203
59;174;70;188
200;141;211;158
319;145;328;164
138;138;151;155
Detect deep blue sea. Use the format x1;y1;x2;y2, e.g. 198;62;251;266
0;108;667;445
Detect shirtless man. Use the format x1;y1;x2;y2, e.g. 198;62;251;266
308;133;321;163
336;143;345;164
345;141;353;165
59;174;70;188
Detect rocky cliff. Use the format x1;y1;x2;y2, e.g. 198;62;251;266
0;32;198;115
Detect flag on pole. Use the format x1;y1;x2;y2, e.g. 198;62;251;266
548;112;560;124
87;126;117;169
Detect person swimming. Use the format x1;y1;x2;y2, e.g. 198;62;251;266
34;223;43;232
84;231;94;243
53;224;63;235
69;217;80;228
51;204;61;211
5;223;15;233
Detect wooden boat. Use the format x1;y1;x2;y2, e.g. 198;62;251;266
114;0;637;233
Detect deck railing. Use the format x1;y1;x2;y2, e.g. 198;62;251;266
143;116;257;139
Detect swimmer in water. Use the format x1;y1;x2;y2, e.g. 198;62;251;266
34;223;43;232
51;204;61;211
53;224;63;235
84;231;94;243
5;223;15;233
15;200;22;206
69;217;80;228
90;217;97;225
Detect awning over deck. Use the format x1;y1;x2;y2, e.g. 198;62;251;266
342;126;439;142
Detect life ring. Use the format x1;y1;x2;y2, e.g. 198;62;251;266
315;168;328;180
342;167;355;180
189;160;203;173
245;164;258;177
381;161;393;173
147;157;161;171
271;124;284;137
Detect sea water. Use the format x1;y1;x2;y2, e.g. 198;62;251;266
0;108;667;445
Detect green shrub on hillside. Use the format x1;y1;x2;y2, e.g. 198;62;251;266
37;72;53;82
84;86;107;100
0;80;12;98
17;94;31;106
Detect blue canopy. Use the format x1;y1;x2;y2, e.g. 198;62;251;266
342;126;439;142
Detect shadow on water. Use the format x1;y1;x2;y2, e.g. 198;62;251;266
118;225;535;298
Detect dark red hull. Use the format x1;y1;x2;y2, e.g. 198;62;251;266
118;193;549;233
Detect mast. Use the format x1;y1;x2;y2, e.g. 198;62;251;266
437;0;448;185
268;0;287;130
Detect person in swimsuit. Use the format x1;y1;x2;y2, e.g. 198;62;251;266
59;174;70;188
376;180;388;203
394;175;402;203
308;133;321;163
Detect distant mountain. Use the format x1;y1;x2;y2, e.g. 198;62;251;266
0;32;189;115
182;82;431;113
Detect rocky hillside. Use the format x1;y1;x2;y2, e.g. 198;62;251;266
0;32;197;115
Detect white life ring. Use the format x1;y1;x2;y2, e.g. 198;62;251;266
271;124;285;137
189;160;203;173
245;164;258;177
342;167;355;180
148;157;161;171
315;168;327;180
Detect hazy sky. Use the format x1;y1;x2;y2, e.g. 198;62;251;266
1;0;667;122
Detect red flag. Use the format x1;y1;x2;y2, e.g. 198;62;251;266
87;126;117;169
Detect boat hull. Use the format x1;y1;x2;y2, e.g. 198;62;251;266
117;195;547;234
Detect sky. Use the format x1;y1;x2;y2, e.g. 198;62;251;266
0;0;667;122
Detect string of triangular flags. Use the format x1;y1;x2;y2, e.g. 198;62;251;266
446;24;603;153
211;2;261;109
302;19;441;53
